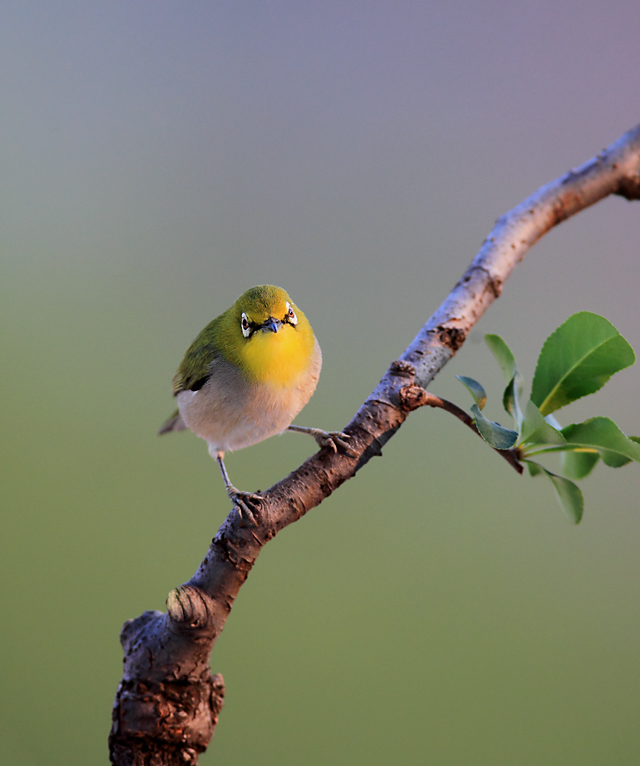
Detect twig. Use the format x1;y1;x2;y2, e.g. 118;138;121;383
399;386;523;474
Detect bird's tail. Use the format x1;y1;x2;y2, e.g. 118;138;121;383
158;408;187;435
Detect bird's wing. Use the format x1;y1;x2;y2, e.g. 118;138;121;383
171;316;222;395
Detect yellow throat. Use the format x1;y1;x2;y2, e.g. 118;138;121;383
237;313;316;387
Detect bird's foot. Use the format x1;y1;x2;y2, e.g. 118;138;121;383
227;487;263;526
288;425;355;456
314;429;353;454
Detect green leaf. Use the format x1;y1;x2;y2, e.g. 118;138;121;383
560;417;640;467
561;450;600;480
531;312;635;416
503;373;525;426
519;400;566;447
471;404;519;450
527;461;544;477
484;335;526;425
526;460;584;524
456;375;487;410
485;334;518;382
546;471;584;524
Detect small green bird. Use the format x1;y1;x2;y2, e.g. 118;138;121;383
160;285;349;515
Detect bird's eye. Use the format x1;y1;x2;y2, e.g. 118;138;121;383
286;302;298;326
241;312;251;338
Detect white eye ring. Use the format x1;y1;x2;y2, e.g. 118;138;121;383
286;302;298;326
241;312;251;338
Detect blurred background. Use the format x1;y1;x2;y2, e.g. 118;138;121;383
2;2;640;764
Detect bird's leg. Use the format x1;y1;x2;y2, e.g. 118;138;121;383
286;425;353;455
214;452;262;525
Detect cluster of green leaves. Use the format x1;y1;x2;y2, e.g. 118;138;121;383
457;312;640;523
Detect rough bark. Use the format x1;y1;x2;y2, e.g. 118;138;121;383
110;123;640;764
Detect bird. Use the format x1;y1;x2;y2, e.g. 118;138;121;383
159;285;350;518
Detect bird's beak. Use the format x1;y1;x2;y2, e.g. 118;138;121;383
262;317;281;333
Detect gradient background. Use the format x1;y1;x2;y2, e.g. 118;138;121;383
2;2;640;764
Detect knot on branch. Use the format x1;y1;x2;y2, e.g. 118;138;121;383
167;586;214;630
433;324;467;352
398;384;429;411
389;359;416;378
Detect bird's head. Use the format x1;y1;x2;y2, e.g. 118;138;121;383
233;285;299;338
221;285;317;385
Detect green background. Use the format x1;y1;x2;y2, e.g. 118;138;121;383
2;2;640;764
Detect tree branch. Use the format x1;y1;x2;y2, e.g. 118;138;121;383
109;123;640;765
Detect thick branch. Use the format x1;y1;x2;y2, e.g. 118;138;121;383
110;123;640;764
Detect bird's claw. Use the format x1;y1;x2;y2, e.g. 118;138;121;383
286;424;356;457
312;429;355;456
228;488;262;526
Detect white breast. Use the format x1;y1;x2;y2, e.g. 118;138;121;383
177;339;322;454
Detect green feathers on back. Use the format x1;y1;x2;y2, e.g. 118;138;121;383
172;315;223;394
